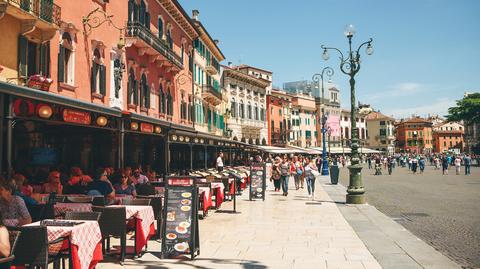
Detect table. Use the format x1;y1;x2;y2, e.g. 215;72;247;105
211;182;225;208
198;187;212;215
54;202;92;216
108;205;155;254
25;220;102;269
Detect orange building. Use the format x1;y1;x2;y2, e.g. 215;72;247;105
432;122;464;153
395;117;433;153
267;89;291;146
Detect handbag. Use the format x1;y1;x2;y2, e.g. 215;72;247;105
296;168;303;176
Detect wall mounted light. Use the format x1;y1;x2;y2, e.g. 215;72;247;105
96;116;108;126
155;126;162;133
38;104;53;119
131;122;139;130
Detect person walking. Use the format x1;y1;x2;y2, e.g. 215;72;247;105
367;157;372;169
216;152;224;172
271;157;282;192
454;155;462;175
411;157;418;174
292;156;303;190
387;157;393;175
304;157;318;200
442;156;449;175
280;156;291;196
464;154;471;175
419;156;426;174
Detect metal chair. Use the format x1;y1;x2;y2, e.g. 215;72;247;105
121;198;151;206
27;204;55;222
0;230;20;269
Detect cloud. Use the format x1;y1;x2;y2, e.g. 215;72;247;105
365;82;427;101
382;98;455;119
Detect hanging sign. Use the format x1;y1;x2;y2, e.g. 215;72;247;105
62;109;91;125
162;177;200;260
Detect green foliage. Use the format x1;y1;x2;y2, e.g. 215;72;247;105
446;93;480;124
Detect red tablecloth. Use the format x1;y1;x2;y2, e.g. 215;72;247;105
109;205;155;254
24;220;102;269
54;202;92;216
211;182;225;208
198;187;212;213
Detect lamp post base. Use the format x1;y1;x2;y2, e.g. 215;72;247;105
346;194;366;204
321;159;329;176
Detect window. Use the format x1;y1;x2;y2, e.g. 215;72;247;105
18;36;50;80
231;99;237;118
90;48;106;96
239;101;245;118
254;105;259;120
127;68;138;105
180;93;187;119
139;73;149;108
158;17;164;39
166;26;173;49
166;88;173;116
260;108;265;121
380;121;385;125
279;109;282;116
159;84;166;114
247;103;252;119
380;129;387;136
138;0;150;28
58;32;74;85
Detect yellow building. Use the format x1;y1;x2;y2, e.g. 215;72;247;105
365;111;396;154
0;0;61;83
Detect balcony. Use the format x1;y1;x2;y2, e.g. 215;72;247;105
205;63;217;75
202;84;222;105
126;21;183;70
2;0;61;30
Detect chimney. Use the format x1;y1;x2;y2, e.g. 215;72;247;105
214;39;219;45
192;10;199;20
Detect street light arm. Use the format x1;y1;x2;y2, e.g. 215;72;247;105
321;45;346;63
355;38;373;58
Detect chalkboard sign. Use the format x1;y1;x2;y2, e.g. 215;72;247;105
249;163;266;201
161;177;200;260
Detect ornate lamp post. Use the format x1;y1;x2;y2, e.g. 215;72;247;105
321;24;373;204
312;67;334;176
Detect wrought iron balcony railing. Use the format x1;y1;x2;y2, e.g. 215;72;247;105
126;21;183;69
202;84;222;100
4;0;61;25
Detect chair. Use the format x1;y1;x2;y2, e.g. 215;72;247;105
137;195;162;239
65;211;101;221
10;226;63;268
0;230;21;269
136;184;156;196
121;198;151;206
65;196;93;203
92;206;127;262
27;204;55;222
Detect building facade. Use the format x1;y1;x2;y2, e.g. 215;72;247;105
291;93;317;148
364;111;395;154
191;10;225;137
267;89;292;146
432;122;464;153
395;117;434;153
340;109;367;149
315;82;342;149
222;65;270;145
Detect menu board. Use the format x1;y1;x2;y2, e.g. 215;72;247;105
249;163;266;201
161;177;199;260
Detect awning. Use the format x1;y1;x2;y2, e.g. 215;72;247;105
0;81;122;117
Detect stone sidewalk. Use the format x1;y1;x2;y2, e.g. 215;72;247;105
97;179;382;269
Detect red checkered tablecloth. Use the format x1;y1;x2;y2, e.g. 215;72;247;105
26;220;101;269
54;202;92;216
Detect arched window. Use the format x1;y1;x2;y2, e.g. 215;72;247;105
159;84;166;114
158;17;163;39
247;102;252;119
166;27;173;49
181;43;184;63
230;98;236;118
254;104;258;120
140;73;149;108
167;88;173;116
58;32;74;84
127;68;137;105
239;100;244;118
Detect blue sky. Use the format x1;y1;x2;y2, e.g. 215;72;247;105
179;0;480;118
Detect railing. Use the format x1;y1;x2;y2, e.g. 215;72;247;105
202;84;221;100
5;0;61;25
126;21;183;69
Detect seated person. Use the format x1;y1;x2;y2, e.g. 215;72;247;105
87;168;115;199
0;181;32;226
13;173;33;197
113;173;136;196
0;212;10;258
42;171;63;194
131;169;149;185
64;167;92;194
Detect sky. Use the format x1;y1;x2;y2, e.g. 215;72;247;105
178;0;480;119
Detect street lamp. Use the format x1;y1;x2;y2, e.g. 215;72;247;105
321;24;373;204
312;67;334;176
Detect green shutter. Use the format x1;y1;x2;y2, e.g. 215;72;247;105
57;44;65;82
18;35;28;78
99;65;106;96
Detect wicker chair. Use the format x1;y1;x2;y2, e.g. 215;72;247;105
9;226;63;268
65;211;101;221
27;204;55;222
65;196;93;203
92;206;127;262
0;230;20;269
121;198;151;206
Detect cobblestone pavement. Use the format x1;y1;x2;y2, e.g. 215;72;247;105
338;164;480;269
97;180;382;269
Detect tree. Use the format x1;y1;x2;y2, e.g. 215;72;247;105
446;93;480;124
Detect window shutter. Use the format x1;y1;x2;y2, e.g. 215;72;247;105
18;35;28;78
145;84;150;108
90;62;97;93
99;64;106;96
57;44;64;82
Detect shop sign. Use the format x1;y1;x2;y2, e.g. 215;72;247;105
63;109;91;125
140;123;154;133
